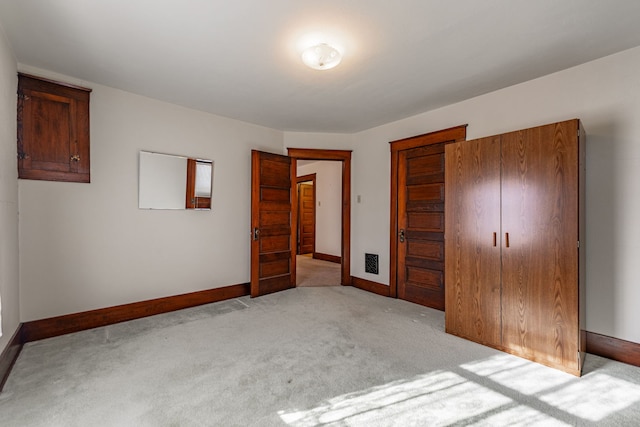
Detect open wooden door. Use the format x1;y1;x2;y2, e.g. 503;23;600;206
251;150;296;297
297;180;315;255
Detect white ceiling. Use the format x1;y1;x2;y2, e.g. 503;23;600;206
2;0;640;133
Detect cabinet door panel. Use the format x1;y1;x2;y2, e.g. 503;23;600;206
501;121;579;370
445;136;502;346
18;74;91;183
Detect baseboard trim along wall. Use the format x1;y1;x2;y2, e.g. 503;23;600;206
0;325;25;392
350;276;390;297
21;283;250;343
586;331;640;367
313;252;341;264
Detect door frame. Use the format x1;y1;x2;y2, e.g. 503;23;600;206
389;125;467;298
296;173;316;255
288;148;352;286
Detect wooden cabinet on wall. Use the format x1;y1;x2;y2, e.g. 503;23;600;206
444;119;586;376
17;73;91;183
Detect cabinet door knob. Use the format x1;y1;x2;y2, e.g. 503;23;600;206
70;155;80;162
505;232;510;248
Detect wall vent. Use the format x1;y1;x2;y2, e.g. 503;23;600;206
365;253;379;274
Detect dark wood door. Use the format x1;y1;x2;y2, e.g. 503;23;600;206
250;150;296;297
500;121;580;371
444;136;502;346
297;183;315;254
397;143;448;309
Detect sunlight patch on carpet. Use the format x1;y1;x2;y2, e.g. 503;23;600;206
460;354;573;395
539;373;640;421
278;370;565;426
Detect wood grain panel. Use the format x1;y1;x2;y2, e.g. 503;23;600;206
407;212;443;231
406;267;442;291
260;159;290;187
407;240;443;261
251;150;295;297
408;153;444;175
261;187;290;202
500;121;580;372
29;95;71;169
444;136;502;346
260;211;290;227
18;73;91;183
258;275;292;295
407;183;444;203
260;259;290;278
407;154;444;185
259;234;291;252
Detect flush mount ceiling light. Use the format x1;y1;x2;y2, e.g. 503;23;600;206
301;43;342;70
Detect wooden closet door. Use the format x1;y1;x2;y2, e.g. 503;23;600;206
398;144;447;310
500;121;580;373
444;136;502;346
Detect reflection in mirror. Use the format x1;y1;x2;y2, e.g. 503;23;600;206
139;151;214;210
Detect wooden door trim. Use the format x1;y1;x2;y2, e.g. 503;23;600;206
296;174;317;255
288;148;352;286
389;125;467;298
296;173;316;183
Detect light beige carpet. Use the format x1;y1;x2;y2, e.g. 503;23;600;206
2;286;640;426
296;255;341;287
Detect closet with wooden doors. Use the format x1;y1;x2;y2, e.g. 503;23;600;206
444;119;586;376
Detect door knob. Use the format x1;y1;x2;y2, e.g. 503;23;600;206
399;229;405;243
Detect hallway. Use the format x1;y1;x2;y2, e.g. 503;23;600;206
296;255;341;287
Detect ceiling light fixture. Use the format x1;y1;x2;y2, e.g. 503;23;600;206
301;43;342;70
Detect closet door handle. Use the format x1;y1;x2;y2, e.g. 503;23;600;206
505;232;510;248
493;232;497;247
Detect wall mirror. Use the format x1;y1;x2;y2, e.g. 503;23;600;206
139;151;213;210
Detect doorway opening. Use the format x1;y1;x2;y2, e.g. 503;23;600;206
288;148;351;287
296;173;316;256
295;165;341;287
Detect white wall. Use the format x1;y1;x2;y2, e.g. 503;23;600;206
10;43;640;346
337;46;640;344
296;161;342;257
0;24;19;347
18;66;283;321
